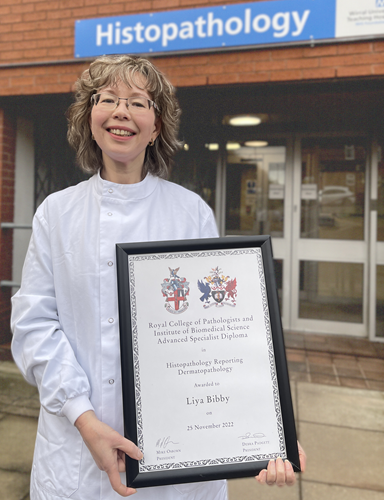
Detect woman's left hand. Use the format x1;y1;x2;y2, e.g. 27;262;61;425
256;441;306;487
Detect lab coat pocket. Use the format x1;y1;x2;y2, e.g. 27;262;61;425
34;408;82;497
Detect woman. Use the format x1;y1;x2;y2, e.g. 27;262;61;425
11;55;305;499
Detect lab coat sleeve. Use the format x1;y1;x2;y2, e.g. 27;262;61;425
199;199;220;238
11;206;94;425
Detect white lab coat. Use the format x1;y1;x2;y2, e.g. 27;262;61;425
11;172;227;500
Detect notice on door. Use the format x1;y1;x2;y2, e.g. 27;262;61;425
301;184;318;200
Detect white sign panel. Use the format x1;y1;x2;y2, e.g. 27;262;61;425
336;0;384;38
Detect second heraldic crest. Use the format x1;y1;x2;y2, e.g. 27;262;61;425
197;266;237;308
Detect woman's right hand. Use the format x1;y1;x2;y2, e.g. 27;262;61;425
75;410;143;497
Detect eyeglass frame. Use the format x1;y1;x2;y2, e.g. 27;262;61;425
91;92;159;113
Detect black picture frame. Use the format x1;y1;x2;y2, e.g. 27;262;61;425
116;235;300;488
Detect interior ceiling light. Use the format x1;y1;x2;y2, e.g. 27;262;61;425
226;142;241;150
229;115;261;126
245;140;269;147
205;143;219;151
183;143;189;151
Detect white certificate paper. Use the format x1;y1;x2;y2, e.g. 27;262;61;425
127;247;286;473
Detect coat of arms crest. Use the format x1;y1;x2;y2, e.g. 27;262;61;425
161;267;190;314
197;266;237;308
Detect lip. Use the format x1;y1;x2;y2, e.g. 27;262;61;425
106;126;136;139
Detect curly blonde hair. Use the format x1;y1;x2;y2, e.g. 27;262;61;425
67;55;182;178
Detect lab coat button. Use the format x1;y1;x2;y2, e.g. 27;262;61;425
108;318;114;323
109;379;114;385
108;261;113;266
108;189;113;193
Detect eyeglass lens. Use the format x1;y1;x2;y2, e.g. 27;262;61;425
94;93;152;112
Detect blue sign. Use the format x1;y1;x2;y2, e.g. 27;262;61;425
75;0;336;58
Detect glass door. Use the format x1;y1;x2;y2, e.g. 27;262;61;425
291;136;368;336
223;138;294;330
221;134;373;337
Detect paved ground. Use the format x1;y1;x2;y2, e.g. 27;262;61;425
0;361;38;500
0;332;383;500
284;331;384;391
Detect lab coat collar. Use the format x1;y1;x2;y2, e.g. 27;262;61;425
93;170;159;201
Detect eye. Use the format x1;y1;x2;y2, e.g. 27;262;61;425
103;98;115;103
130;98;147;108
99;94;117;104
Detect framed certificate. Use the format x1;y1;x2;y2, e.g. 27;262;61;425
116;236;300;488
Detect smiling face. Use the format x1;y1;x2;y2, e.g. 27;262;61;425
89;78;161;183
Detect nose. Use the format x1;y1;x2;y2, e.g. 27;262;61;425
113;99;132;119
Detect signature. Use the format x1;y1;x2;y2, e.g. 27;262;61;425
156;436;179;449
238;432;266;440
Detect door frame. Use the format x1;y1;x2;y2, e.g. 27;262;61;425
369;140;384;342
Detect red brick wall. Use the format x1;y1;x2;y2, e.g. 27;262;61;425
0;109;16;344
0;0;384;96
156;41;384;86
0;0;255;64
1;41;384;96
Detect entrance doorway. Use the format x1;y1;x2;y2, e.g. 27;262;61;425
221;134;372;338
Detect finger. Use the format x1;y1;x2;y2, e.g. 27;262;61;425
285;460;296;486
256;469;267;484
298;441;307;472
275;457;286;487
117;436;143;461
107;464;137;497
266;459;276;485
117;450;126;473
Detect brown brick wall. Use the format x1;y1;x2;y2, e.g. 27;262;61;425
155;41;384;86
1;40;384;96
1;0;384;96
0;109;16;344
0;0;256;64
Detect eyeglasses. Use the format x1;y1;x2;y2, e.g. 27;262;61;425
91;92;159;113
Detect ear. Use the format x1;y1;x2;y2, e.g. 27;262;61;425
152;116;161;141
